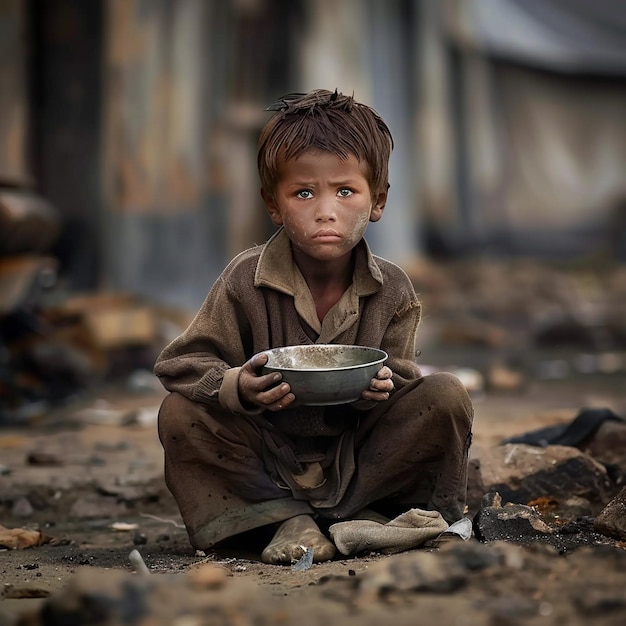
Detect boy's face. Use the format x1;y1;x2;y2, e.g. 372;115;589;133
262;150;387;265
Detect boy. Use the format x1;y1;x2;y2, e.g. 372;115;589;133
154;89;473;564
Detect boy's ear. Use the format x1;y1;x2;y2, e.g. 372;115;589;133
369;190;388;223
262;188;284;226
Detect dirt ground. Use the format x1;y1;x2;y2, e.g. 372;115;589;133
2;352;626;625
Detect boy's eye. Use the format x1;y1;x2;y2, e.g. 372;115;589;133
296;190;313;199
338;188;353;198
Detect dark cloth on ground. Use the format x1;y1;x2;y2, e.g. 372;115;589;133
501;407;624;448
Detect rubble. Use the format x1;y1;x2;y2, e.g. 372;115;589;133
469;443;615;513
7;539;626;626
594;486;626;541
0;524;47;550
1;259;626;625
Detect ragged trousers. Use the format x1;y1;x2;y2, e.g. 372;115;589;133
157;372;473;550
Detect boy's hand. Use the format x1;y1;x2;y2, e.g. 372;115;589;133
360;365;394;402
238;352;295;411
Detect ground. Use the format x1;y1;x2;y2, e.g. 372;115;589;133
2;356;625;625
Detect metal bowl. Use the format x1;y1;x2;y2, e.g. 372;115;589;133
261;344;388;406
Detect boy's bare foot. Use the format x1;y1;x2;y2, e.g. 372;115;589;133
261;514;336;564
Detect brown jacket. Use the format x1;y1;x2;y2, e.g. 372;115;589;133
154;227;422;427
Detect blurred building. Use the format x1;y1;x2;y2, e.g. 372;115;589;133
1;0;626;310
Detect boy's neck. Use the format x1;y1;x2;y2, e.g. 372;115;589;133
293;250;354;322
293;249;354;287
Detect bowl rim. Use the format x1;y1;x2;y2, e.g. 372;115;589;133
262;344;388;373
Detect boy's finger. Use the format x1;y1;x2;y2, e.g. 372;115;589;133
376;366;393;379
249;351;269;370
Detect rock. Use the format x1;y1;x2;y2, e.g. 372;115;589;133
0;524;46;549
26;451;64;466
450;367;485;395
582;420;626;471
12;566;318;626
69;494;129;519
526;495;593;523
476;444;614;510
485;362;526;393
357;541;513;599
473;502;554;544
438;316;509;349
594;486;626;540
466;458;486;516
132;532;148;545
186;563;230;588
473;494;620;553
11;496;34;518
2;585;51;599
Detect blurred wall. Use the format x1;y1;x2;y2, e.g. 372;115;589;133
101;0;300;308
30;0;103;289
2;0;626;311
0;0;30;186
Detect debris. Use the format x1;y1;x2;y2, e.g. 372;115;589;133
502;407;625;448
291;546;314;571
127;368;164;393
453;367;485;394
133;405;160;427
355;542;500;597
187;563;230;588
472;443;614;511
11;496;34;518
536;359;569;380
485;362;526;392
444;517;473;540
26;450;64;466
0;524;46;549
2;585;51;599
71;400;137;426
55;292;157;350
128;549;150;575
140;513;185;529
594;486;626;541
110;522;139;531
438;316;508;348
69;494;130;519
473;501;555;544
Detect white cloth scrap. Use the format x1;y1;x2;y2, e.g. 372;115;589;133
329;508;450;556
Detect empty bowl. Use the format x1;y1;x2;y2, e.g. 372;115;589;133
261;344;388;406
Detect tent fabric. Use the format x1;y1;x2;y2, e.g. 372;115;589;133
447;0;626;76
419;0;626;258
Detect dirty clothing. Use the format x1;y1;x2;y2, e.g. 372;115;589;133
155;228;473;550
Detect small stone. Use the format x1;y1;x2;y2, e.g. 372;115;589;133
186;563;229;588
594;486;626;541
133;533;148;545
12;497;34;518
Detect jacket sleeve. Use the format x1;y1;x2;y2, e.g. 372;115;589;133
383;294;422;384
153;272;251;407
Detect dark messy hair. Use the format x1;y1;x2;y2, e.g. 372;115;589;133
257;89;394;200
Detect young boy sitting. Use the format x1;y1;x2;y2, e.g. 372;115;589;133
154;89;473;564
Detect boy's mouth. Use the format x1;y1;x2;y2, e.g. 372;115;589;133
312;229;341;240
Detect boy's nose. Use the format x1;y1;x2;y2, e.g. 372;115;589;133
315;196;337;220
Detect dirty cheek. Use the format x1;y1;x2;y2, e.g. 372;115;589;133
347;213;370;246
287;216;308;240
